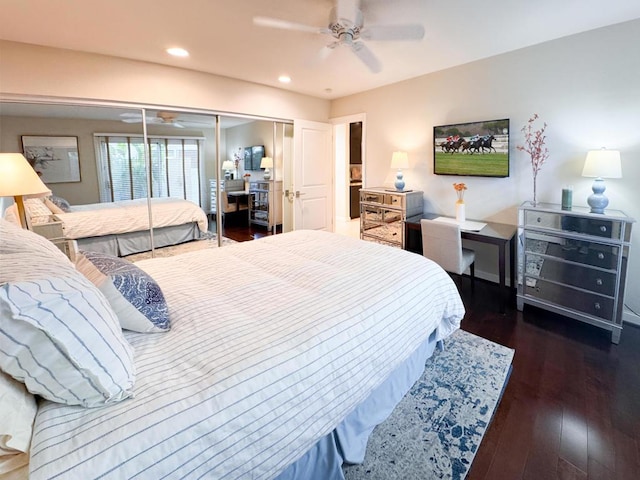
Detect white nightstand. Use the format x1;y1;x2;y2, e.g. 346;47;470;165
31;215;76;262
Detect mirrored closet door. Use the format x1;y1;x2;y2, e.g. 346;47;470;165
1;99;293;258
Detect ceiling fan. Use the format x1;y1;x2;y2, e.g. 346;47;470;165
253;0;424;73
120;111;212;129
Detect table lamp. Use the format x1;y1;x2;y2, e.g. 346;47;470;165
0;153;51;228
222;160;234;179
260;156;273;180
391;151;409;191
581;148;622;214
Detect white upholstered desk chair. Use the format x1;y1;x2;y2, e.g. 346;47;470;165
218;193;238;225
420;219;475;284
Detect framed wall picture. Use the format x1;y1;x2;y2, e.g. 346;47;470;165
21;135;81;183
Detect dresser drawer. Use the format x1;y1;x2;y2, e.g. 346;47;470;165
525;279;614;321
360;191;385;204
523;235;618;270
524;210;625;240
361;205;402;225
526;252;616;296
385;193;405;209
360;191;405;209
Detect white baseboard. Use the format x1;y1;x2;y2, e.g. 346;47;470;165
623;308;640;327
475;270;501;285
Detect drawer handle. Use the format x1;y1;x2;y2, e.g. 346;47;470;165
599;225;607;233
596;278;603;286
598;253;605;260
536;217;541;223
594;302;601;311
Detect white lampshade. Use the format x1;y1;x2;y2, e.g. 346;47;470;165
390;151;409;170
0;153;51;228
0;153;51;197
260;156;273;169
582;149;622;178
221;160;234;171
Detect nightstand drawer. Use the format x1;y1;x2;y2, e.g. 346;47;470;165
32;221;64;239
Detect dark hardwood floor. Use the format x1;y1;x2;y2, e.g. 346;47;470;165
457;278;640;480
223;223;281;242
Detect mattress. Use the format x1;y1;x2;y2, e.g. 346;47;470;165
29;230;464;479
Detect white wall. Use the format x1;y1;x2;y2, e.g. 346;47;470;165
0;40;330;124
331;19;640;323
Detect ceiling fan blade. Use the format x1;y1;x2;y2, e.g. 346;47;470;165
253;16;327;34
351;42;381;73
361;24;425;41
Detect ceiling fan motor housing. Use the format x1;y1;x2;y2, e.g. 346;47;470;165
329;6;363;43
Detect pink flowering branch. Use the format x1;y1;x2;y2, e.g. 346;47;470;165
517;114;549;203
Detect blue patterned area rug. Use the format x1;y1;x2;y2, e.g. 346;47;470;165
343;329;514;480
124;235;236;262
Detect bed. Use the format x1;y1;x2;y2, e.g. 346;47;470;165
0;219;465;479
4;197;208;256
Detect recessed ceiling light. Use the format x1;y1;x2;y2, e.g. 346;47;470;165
167;47;189;57
278;75;291;84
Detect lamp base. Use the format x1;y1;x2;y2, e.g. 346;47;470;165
587;177;608;214
263;169;271;180
394;170;405;192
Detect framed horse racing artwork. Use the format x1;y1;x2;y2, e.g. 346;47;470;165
433;119;509;177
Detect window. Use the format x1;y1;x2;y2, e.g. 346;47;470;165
95;135;203;206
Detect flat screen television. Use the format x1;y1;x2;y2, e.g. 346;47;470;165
243;145;265;170
433;119;509;177
251;145;265;170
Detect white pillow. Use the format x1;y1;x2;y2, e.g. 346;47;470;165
0;277;136;408
0;219;136;408
0;372;37;455
24;198;53;224
0;218;67;261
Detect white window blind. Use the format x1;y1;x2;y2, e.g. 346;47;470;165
95;135;203;206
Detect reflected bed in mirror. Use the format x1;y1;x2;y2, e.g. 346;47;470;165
4;197;209;257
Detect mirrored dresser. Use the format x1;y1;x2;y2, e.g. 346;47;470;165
517;201;634;343
360;188;423;248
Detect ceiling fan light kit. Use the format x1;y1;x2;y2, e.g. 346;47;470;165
253;0;424;73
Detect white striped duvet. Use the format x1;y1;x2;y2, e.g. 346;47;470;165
54;197;207;239
29;230;464;479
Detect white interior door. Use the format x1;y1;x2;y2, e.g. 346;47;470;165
291;119;333;231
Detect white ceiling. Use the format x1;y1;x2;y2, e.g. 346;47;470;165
1;0;640;99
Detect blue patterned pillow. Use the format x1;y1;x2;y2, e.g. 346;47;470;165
75;251;170;333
